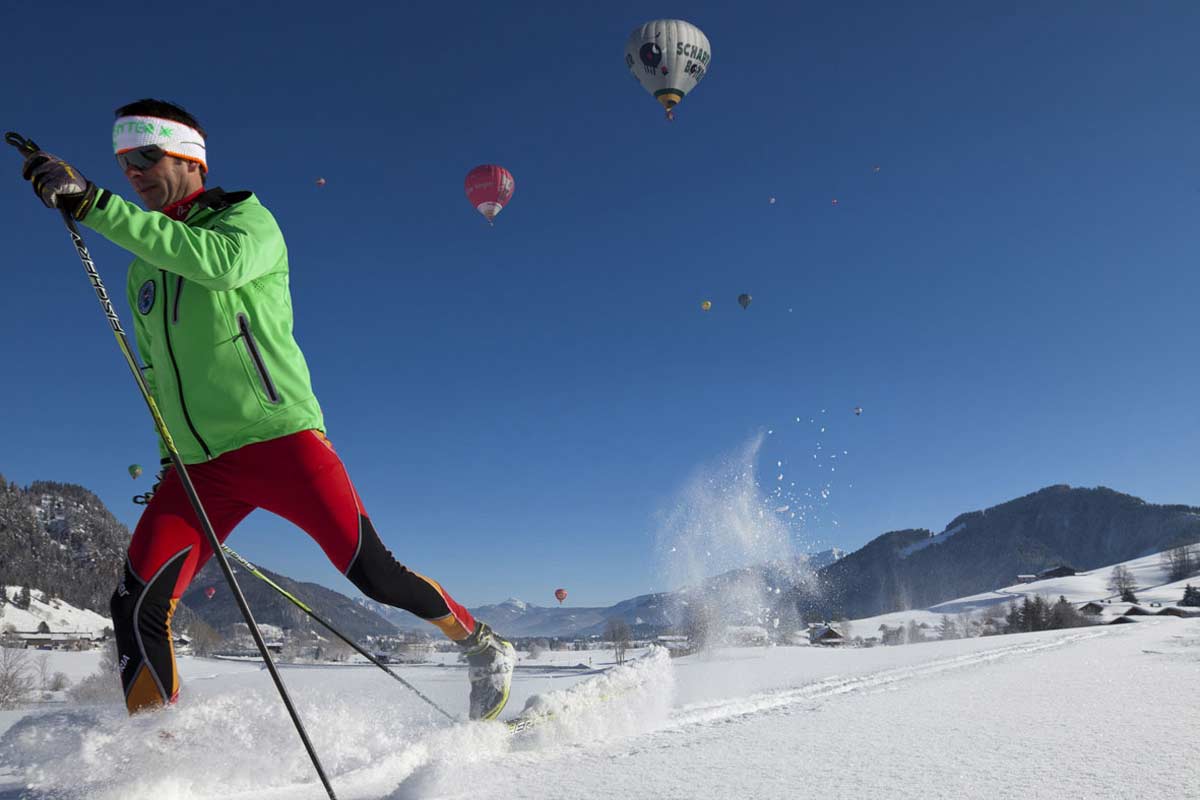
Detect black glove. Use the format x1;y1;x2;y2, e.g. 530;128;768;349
21;151;98;221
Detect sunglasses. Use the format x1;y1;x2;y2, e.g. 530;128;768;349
115;145;167;172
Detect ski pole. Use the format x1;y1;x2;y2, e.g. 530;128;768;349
220;544;456;721
5;132;338;800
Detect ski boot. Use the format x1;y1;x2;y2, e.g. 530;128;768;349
459;621;515;720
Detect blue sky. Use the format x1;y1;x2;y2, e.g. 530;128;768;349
3;2;1199;608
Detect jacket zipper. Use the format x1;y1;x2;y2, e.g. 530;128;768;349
160;270;213;458
237;313;281;404
172;276;183;325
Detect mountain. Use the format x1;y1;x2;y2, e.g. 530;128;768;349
0;475;129;616
795;485;1200;620
180;559;399;640
0;474;398;641
362;549;845;639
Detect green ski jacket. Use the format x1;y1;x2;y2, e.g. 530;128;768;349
82;187;324;464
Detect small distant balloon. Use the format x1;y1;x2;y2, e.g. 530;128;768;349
737;293;751;310
854;406;863;416
831;198;839;206
872;165;881;174
315;177;326;187
554;588;568;604
128;464;142;480
204;586;216;600
768;196;776;205
700;300;712;311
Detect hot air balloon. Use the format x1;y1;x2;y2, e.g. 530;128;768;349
624;19;711;120
554;588;568;604
768;197;776;205
204;586;216;600
738;293;752;310
315;177;326;187
464;165;515;224
854;406;863;416
700;300;712;311
872;165;881;174
128;464;143;480
831;198;839;206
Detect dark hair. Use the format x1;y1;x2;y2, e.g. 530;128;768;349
114;99;207;140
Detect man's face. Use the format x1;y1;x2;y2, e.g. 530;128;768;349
122;155;201;211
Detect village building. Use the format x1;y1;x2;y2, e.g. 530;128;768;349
809;624;845;646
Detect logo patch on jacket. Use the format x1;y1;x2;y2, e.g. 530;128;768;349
137;280;156;314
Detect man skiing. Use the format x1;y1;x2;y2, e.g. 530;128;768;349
18;99;515;720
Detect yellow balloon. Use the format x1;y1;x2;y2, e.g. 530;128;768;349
700;300;712;311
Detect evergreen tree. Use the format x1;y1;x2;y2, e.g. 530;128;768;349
15;587;31;611
1020;596;1035;632
1005;601;1022;634
1180;585;1200;608
1048;596;1086;629
1029;596;1049;631
36;621;49;634
938;615;957;640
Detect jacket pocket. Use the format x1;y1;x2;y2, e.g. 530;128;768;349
236;313;281;404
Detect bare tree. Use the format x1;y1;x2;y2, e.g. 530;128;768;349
1107;565;1136;597
34;651;52;691
187;618;222;657
1161;544;1199;582
0;647;34;709
605;618;631;665
68;640;122;704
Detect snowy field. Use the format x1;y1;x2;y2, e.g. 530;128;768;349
2;619;1198;799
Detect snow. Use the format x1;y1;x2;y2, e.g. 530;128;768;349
2;622;1198;799
899;521;967;557
0;588;111;636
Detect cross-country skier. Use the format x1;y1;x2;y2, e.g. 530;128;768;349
17;98;515;720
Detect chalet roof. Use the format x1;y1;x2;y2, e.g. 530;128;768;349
1108;616;1139;625
1122;606;1152;616
1156;606;1200;618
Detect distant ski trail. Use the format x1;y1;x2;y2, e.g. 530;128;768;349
667;629;1111;730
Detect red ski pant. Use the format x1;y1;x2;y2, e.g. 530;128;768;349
110;429;476;714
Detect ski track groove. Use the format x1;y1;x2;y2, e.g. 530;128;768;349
662;629;1111;733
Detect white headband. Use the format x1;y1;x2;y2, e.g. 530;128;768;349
113;115;207;171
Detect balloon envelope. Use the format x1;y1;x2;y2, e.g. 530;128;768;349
315;177;326;187
554;588;567;604
700;300;712;311
464;165;515;222
624;19;711;116
737;293;751;310
854;406;863;416
128;464;142;480
204;586;216;599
